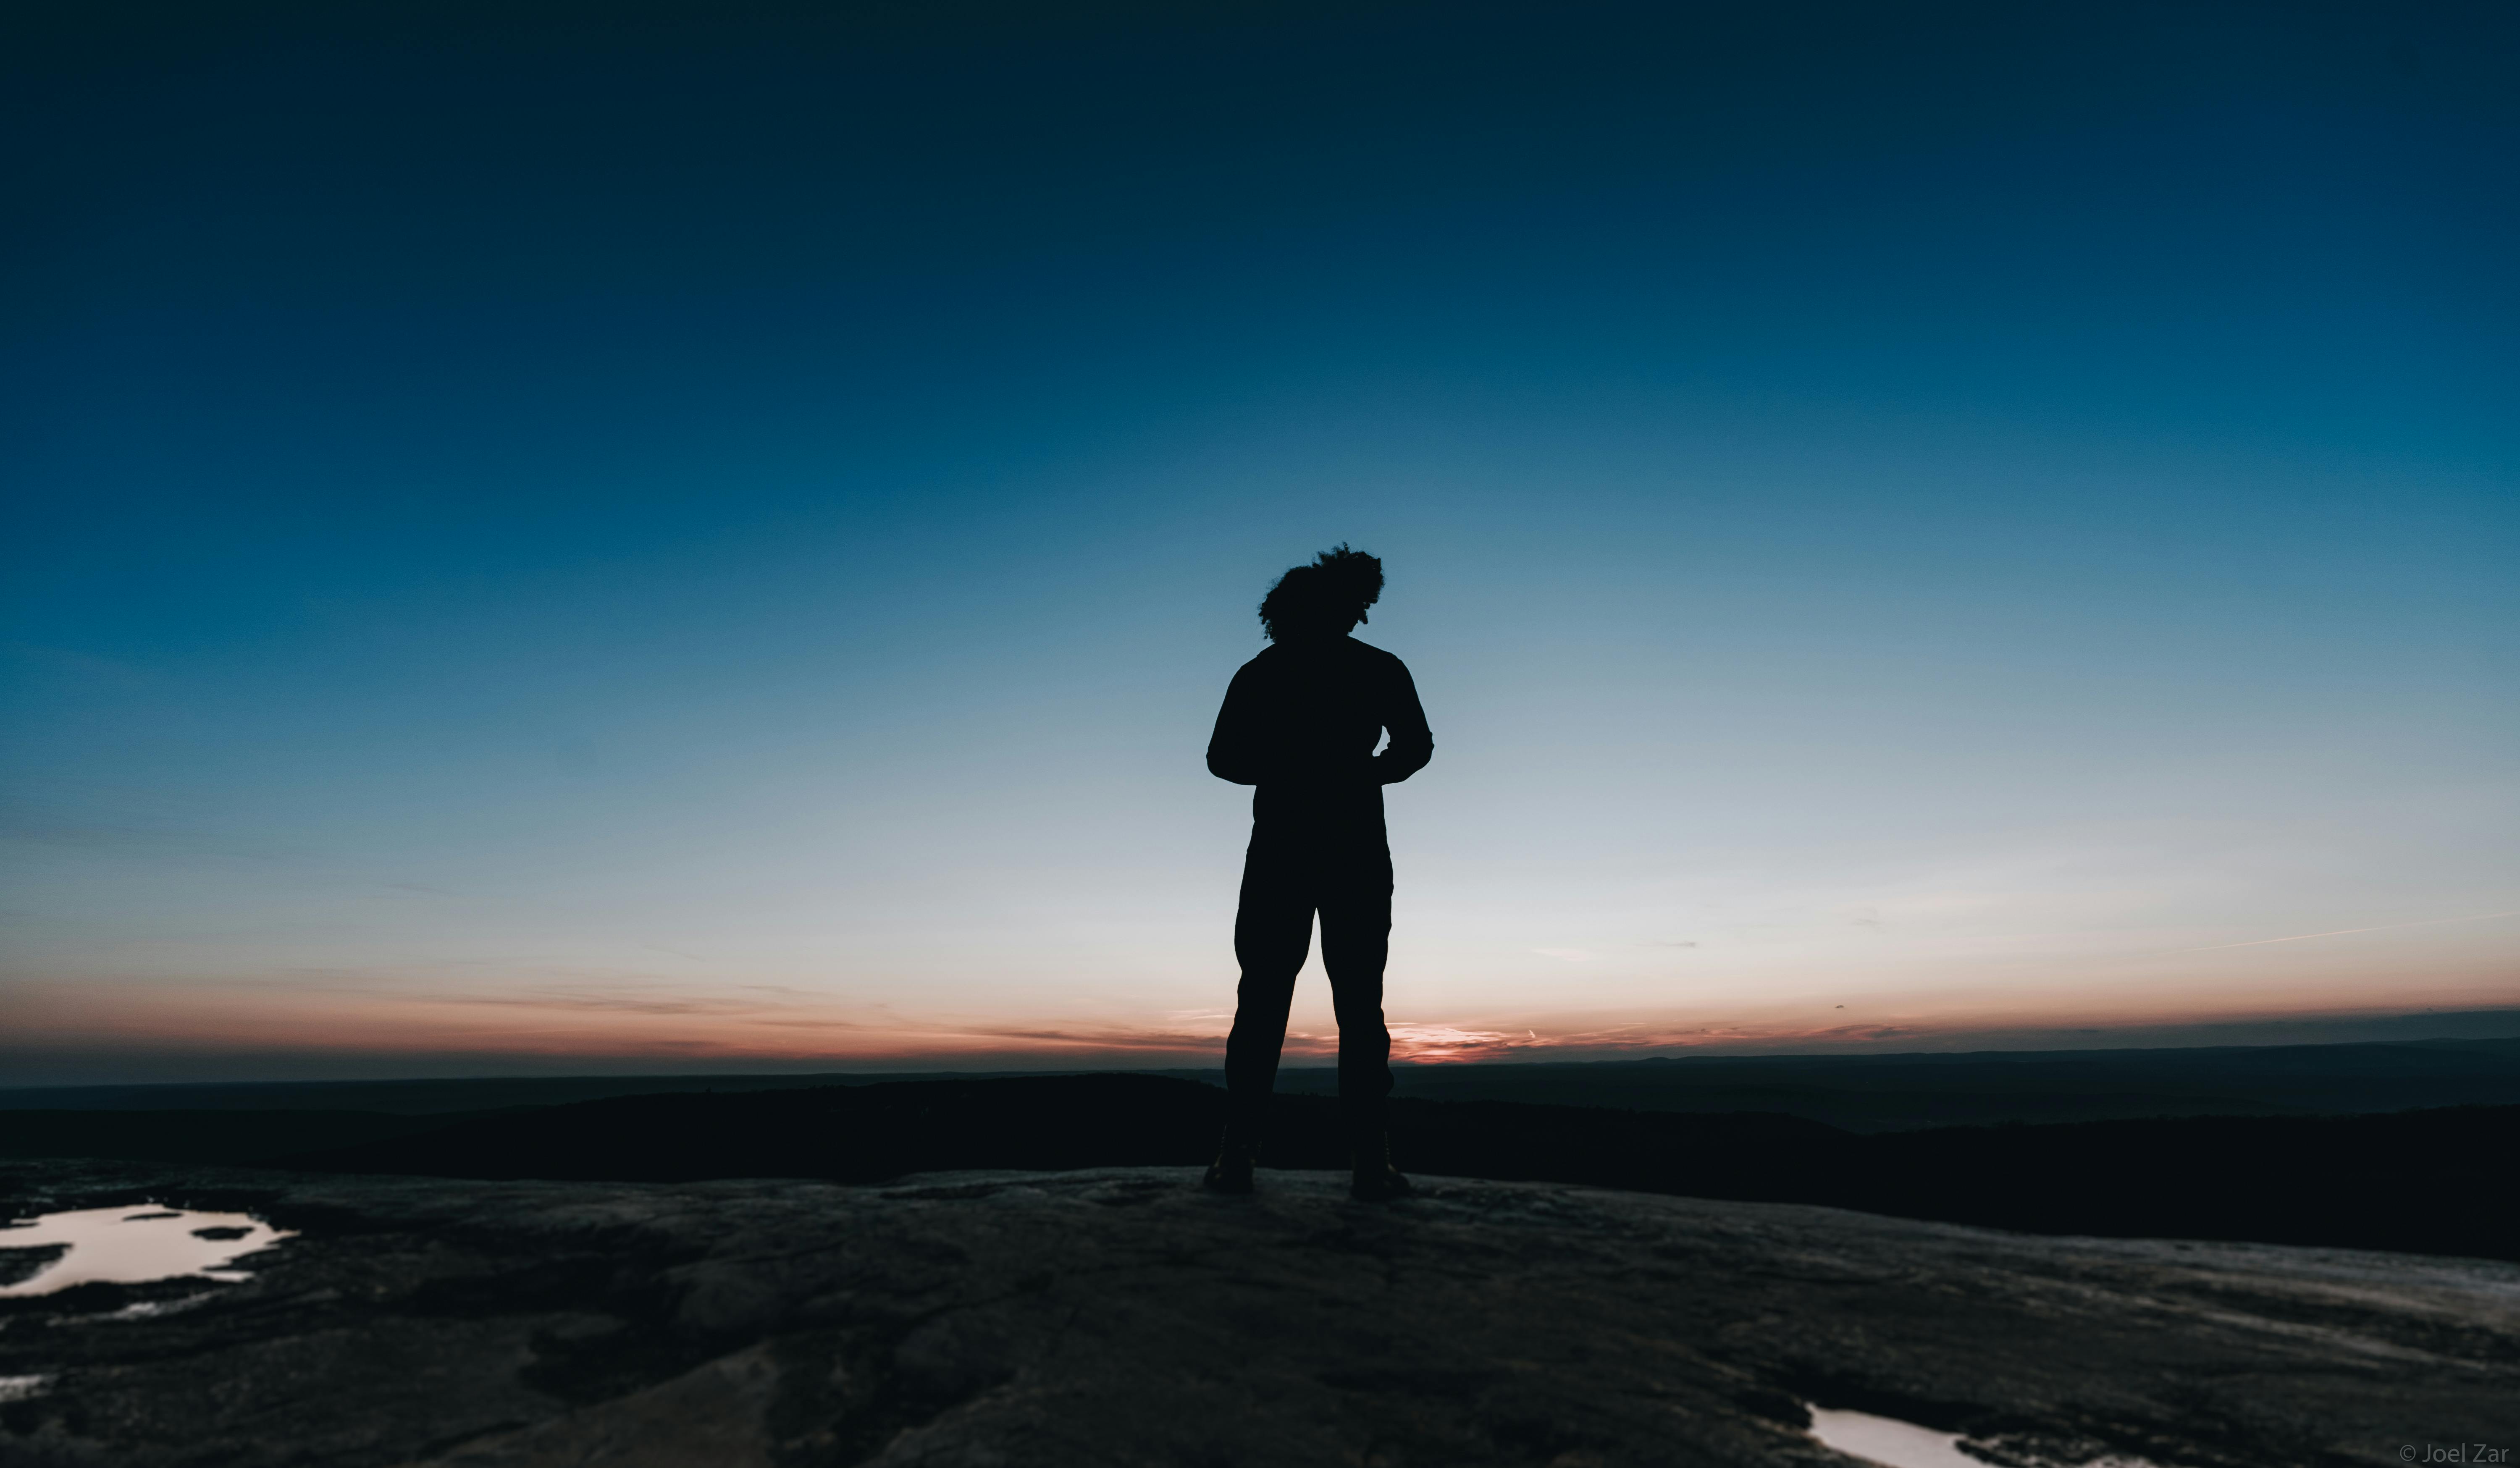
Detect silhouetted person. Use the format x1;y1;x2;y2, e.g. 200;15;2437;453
1202;545;1432;1201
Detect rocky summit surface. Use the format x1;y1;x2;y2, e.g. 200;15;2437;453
2;1161;2515;1468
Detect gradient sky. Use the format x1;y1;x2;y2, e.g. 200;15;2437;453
5;0;2516;1083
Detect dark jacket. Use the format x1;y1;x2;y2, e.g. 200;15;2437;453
1207;636;1433;833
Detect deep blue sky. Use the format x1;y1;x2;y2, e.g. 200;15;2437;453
4;0;2515;1081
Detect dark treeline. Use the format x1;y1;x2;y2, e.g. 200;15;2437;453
8;1075;2503;1262
10;1036;2517;1130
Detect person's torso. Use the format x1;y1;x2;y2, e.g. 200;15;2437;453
1241;639;1397;829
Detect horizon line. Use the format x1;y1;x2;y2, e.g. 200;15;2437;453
6;1010;2517;1093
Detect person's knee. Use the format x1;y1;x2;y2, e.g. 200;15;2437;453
1331;987;1391;1032
1234;936;1312;979
1233;978;1302;1017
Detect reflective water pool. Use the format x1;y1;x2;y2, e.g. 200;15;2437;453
1805;1403;2164;1468
1806;1406;1985;1468
0;1206;293;1297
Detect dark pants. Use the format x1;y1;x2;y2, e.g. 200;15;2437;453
1223;826;1394;1139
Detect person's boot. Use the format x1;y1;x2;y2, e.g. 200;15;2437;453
1202;1120;1257;1194
1348;1128;1414;1202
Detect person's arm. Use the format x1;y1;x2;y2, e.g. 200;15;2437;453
1375;659;1433;785
1206;664;1271;785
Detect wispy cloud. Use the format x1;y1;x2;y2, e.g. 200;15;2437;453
0;814;300;863
431;990;753;1016
931;1022;1229;1054
2180;909;2520;952
1386;1025;1528;1062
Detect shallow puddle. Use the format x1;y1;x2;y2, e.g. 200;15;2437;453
0;1206;293;1297
1805;1402;2163;1468
1806;1406;1984;1468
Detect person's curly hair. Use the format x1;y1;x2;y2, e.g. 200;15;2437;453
1258;543;1383;642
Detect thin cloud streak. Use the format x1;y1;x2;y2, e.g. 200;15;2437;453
2180;909;2520;952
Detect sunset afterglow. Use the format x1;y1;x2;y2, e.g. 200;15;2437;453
5;3;2514;1084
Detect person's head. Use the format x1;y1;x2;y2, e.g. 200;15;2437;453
1258;543;1383;643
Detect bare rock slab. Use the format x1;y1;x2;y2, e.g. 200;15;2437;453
1;1162;2514;1467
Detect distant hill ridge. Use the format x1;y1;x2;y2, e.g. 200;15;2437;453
8;1033;2520;1129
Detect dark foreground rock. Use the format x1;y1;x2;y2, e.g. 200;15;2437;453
3;1160;2515;1468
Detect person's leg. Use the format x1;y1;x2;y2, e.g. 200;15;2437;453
1317;874;1393;1124
1320;852;1406;1198
1219;842;1314;1158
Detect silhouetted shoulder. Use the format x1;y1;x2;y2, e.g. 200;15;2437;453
1343;639;1422;701
1234;637;1397;669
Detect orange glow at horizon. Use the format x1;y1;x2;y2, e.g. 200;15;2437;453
8;964;2514;1074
